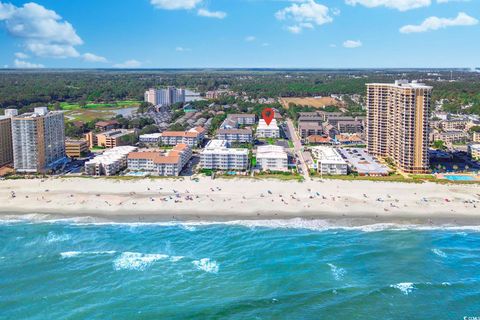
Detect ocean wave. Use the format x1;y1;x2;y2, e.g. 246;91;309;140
193;258;219;274
46;232;71;243
390;282;415;295
432;248;447;258
327;263;346;281
60;251;116;259
3;215;480;233
113;252;169;271
170;256;184;262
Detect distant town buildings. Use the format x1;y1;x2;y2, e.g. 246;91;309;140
200;140;249;170
256;145;288;172
0;110;15;167
257;119;280;139
85;129;136;149
469;144;480;161
95;120;120;132
85;146;137;176
127;144;192;176
12;107;66;173
366;80;432;173
220;114;256;129
144;87;186;107
434;131;469;145
65;139;88;158
311;146;347;175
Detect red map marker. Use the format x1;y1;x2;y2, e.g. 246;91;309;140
261;108;275;126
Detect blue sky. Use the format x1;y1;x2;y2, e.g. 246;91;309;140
0;0;479;68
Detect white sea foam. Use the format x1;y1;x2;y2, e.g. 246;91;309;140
193;258;219;274
170;256;184;262
113;252;169;271
432;248;447;258
390;282;415;295
60;251;116;259
46;232;71;243
3;215;480;233
60;251;82;258
328;263;346;281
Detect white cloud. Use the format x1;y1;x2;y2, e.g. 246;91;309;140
343;40;362;48
14;59;44;68
0;1;105;63
150;0;203;10
345;0;431;11
276;0;333;33
113;59;142;68
245;36;256;42
83;53;108;63
0;2;82;58
197;8;226;19
14;52;29;59
175;46;191;52
400;12;478;33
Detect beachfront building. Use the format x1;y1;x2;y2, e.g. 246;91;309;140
144;87;185;107
200;140;249;170
469;144;480;161
65;139;89;158
256;119;280;139
366;80;432;173
84;146;137;176
216;128;253;143
311;146;347;175
159;127;205;147
0;109;16;167
85;129;136;149
337;148;390;176
256;145;288;172
127;144;192;176
12;107;66;173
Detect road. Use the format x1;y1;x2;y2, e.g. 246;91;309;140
285;119;310;179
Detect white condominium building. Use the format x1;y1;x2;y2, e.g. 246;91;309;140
200;140;249;170
257;119;280;139
311;146;348;175
366;80;432;173
256;145;288;172
139;133;162;144
85;146;138;176
144;87;186;107
127;144;192;176
216;128;253;143
12;107;66;173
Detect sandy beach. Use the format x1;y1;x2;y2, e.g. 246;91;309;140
0;177;479;225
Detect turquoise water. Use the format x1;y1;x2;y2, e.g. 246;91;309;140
1;219;480;319
444;175;476;181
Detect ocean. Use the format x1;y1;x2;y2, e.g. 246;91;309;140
1;218;480;319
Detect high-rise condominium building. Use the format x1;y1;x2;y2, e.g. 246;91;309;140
366;80;432;173
144;87;186;107
12;107;66;173
0;109;17;167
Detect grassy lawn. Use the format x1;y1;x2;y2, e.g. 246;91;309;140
56;100;141;111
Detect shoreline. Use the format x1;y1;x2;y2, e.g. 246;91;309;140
1;177;479;227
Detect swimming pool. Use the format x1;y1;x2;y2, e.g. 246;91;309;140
444;175;476;181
